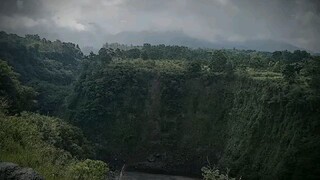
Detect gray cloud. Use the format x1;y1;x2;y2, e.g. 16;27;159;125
0;0;319;51
0;0;46;18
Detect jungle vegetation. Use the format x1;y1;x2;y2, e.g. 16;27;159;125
0;31;319;179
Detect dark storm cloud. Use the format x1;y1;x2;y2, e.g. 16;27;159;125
0;0;319;51
0;0;46;18
229;0;320;50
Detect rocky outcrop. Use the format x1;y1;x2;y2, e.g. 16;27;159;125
0;162;44;180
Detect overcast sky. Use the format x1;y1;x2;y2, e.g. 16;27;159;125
0;0;319;51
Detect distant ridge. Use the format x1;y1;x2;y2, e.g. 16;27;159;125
107;31;303;52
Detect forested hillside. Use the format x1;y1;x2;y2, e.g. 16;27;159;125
0;32;319;179
67;45;320;179
0;31;83;115
0;33;110;180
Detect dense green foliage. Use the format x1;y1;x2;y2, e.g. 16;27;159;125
0;112;109;180
0;59;36;113
0;37;109;179
69;43;320;179
0;31;83;115
0;32;319;179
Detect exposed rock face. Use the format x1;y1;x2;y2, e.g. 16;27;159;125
0;162;44;180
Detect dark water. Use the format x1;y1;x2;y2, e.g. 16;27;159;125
120;172;200;180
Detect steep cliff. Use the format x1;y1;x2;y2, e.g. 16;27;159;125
68;59;320;179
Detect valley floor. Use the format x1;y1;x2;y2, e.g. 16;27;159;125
119;171;200;180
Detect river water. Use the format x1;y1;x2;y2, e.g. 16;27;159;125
120;171;200;180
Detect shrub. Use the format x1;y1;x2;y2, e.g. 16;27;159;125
201;166;236;180
68;159;109;180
